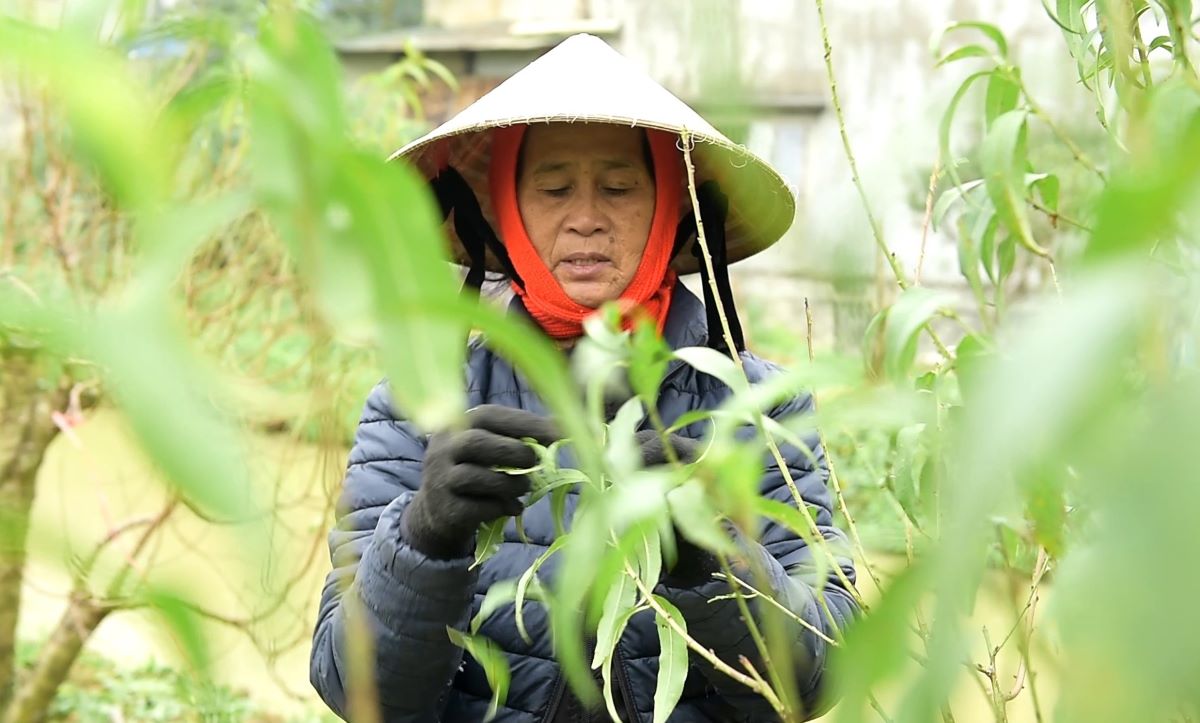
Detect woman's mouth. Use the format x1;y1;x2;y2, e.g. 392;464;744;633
557;253;613;280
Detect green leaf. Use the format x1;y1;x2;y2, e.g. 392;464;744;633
515;537;567;644
606;397;646;480
1088;81;1200;260
551;484;570;538
1024;466;1067;557
667;482;739;557
446;628;510;721
980;110;1048;257
471;580;518;634
933;21;1009;61
755;498;819;548
997;236;1017;281
601;605;648;720
1043;0;1086;34
1031;173;1060;213
932;179;985;230
665;408;715;435
635;525;663;591
90;305;247;522
145;589;210;676
629;319;673;406
956;217;988;309
673;347;748;393
474;518;507;569
883;288;954;380
334;153;468;431
977;211;1000;284
591;569;637;669
984;68;1021;128
831;563;928;713
935;44;992;66
651;596;688;723
938;71;991;189
954;334;991;397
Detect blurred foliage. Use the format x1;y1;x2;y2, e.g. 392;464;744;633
2;0;1200;722
15;642;336;723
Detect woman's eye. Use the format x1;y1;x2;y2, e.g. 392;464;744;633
604;187;631;196
541;187;570;198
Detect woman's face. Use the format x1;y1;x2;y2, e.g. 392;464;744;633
516;124;656;308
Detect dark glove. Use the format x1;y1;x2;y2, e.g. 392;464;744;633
402;405;561;560
634;430;720;587
635;429;700;467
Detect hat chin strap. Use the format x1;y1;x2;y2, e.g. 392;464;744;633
674;181;746;354
430;166;524;294
432;169;744;355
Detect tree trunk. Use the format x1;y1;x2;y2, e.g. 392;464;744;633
1;597;107;723
0;356;66;714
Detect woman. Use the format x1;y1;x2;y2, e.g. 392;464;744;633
310;34;858;723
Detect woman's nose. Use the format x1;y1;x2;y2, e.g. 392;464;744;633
563;189;610;237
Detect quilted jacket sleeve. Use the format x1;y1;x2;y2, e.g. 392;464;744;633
660;361;859;721
310;381;478;722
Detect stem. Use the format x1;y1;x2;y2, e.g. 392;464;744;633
0;371;67;712
0;596;107;723
1022;88;1106;181
718;572;838;646
916;160;942;285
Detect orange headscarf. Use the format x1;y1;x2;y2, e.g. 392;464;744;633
488;125;683;341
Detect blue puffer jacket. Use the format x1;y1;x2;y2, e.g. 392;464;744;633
310;284;859;722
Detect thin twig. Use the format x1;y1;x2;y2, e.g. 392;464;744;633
916;159;942;285
717;571;838;646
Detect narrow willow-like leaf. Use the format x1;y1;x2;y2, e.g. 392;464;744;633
606;397;646;480
515;536;567;644
591;570;636;669
445;628;510;721
666;482;738;557
674;346;747;392
938;71;991;189
980;110;1048;257
651;595;688;723
984;68;1021;128
474;518;507;569
935;44;992;66
600;605;647;721
932;179;985;230
472;580;518;634
629;319;673;406
883;288;955;380
145;588;210;676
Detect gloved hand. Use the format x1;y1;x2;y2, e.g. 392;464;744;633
634;430;721;587
403;405;561;560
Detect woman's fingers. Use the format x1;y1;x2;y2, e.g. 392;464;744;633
466;404;561;447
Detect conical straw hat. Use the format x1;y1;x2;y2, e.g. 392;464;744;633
389;33;796;275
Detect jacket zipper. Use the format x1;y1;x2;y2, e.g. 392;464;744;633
541;672;567;723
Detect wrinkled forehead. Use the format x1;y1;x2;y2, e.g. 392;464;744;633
519;124;653;178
